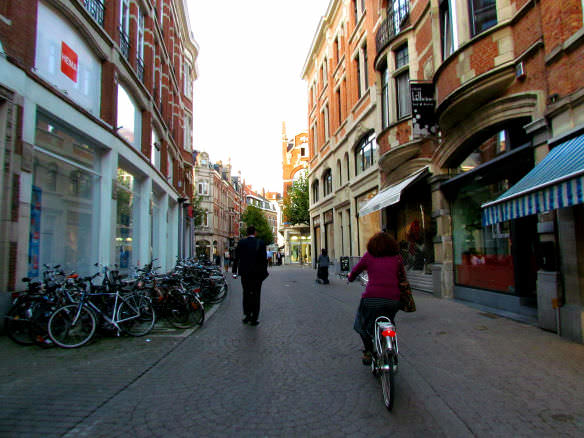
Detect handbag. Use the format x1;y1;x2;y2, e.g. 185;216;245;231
398;263;416;312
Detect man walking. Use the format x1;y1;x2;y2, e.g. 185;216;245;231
232;226;268;326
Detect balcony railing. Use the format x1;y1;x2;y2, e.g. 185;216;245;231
375;2;410;54
119;28;130;60
136;57;144;82
83;0;104;26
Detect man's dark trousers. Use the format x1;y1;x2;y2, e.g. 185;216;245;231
241;274;262;321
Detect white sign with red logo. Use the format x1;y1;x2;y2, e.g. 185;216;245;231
60;41;78;82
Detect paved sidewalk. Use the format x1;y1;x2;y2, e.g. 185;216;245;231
1;266;583;437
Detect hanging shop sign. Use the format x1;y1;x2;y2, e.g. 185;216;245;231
410;82;437;137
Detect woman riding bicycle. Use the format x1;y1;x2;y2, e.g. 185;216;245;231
348;232;403;365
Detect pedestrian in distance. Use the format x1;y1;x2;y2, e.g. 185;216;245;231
316;248;330;284
348;232;404;365
223;249;230;272
232;226;269;326
266;249;273;267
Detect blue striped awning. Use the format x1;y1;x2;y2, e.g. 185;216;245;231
482;134;584;226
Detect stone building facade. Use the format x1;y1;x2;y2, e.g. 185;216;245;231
304;0;584;342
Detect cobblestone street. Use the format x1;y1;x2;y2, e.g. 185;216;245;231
1;265;584;437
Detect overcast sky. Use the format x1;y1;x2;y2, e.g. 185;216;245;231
188;0;330;194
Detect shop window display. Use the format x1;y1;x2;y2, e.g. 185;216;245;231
31;115;101;277
452;180;515;292
115;168;141;273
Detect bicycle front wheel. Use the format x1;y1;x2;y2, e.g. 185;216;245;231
5;302;34;345
380;351;395;411
118;294;156;336
48;304;97;348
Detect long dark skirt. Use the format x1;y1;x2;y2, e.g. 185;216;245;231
317;266;329;284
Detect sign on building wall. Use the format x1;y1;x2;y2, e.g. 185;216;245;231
35;1;102;115
60;41;78;82
410;82;437;137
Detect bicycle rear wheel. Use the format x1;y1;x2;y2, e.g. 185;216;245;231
48;304;97;348
118;294;156;336
167;289;204;328
380;351;395;411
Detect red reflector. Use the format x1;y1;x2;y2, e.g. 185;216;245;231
11;292;21;300
193;288;201;293
382;329;396;338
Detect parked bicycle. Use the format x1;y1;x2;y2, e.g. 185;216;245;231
48;272;156;348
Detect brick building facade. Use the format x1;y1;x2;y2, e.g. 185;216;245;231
0;0;198;317
193;152;242;263
304;0;584;343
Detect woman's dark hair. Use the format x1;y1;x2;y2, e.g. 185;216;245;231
321;248;327;256
367;232;399;257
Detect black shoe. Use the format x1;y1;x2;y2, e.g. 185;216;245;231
249;320;260;326
242;316;250;324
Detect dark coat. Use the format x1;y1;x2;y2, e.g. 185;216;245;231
232;236;268;278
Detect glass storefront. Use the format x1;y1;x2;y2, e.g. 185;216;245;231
384;179;434;272
30;113;101;277
290;235;311;264
357;190;380;256
115;168;140;273
452;180;515;292
446;127;538;296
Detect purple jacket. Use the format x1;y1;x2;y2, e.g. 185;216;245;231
348;252;402;301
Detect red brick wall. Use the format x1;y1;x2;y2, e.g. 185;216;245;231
0;0;37;68
469;37;497;77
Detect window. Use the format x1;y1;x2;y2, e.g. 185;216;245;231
355;57;362;99
184;60;193;96
395;45;411;119
32;113;102;277
440;0;456;60
323;104;330;142
151;130;161;170
356;43;368;99
381;64;390;129
344;153;350;181
336;87;342;127
458;130;510;173
137;11;144;61
167;151;173;182
312;122;318;155
469;0;497;37
334;36;340;65
355;132;377;176
337;160;342;187
115;168;140;273
117;84;142;148
323;169;333;196
184;114;192;151
322;59;328;87
312;180;320;203
392;0;410;35
119;0;130;58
